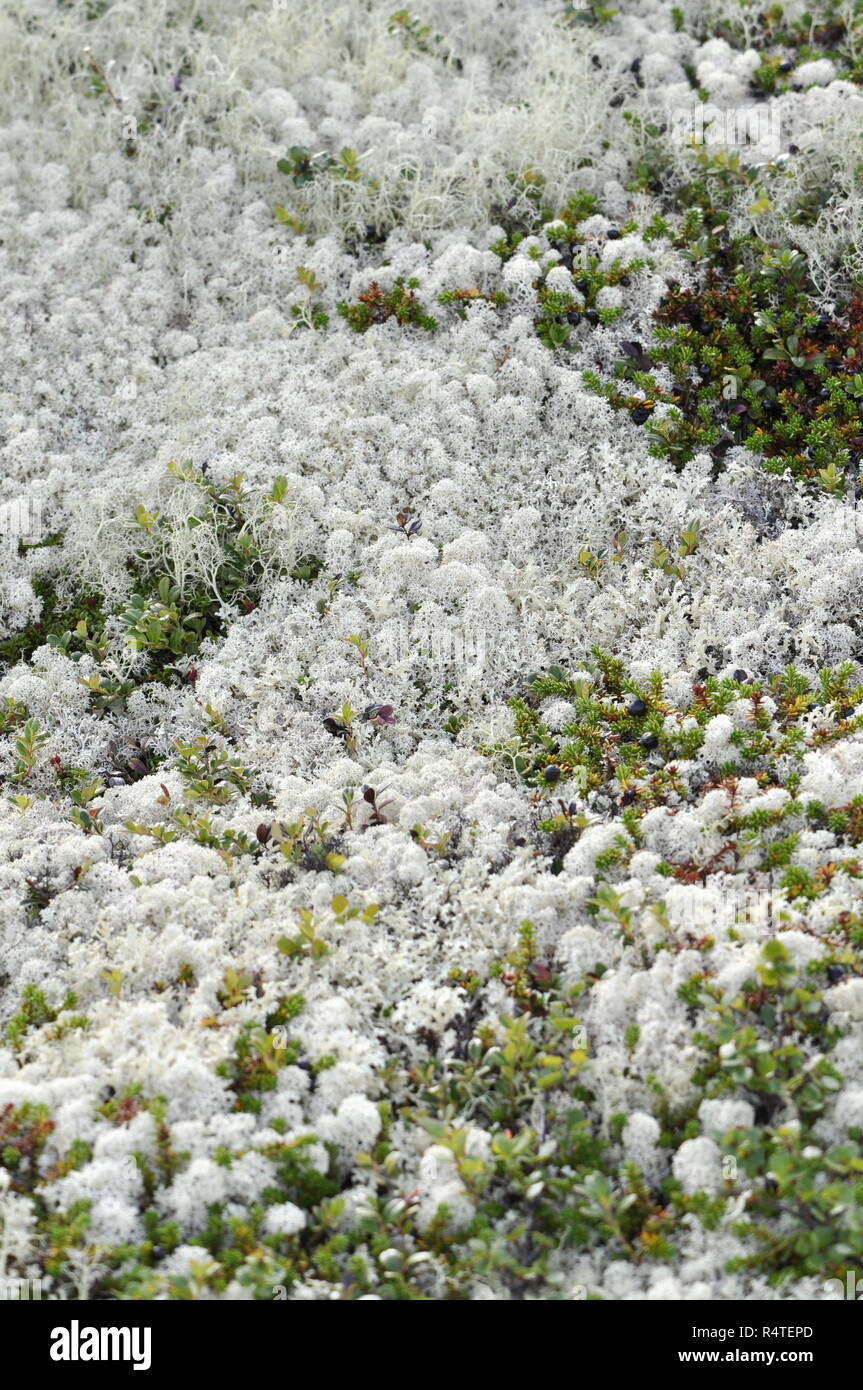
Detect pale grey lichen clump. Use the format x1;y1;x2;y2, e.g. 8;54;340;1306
1;0;863;1300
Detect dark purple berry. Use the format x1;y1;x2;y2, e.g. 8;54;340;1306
543;764;561;784
585;308;599;326
627;698;647;717
640;732;659;750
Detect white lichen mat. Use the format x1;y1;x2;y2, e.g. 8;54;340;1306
1;0;863;1301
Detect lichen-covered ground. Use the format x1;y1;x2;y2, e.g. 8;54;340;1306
2;0;863;1301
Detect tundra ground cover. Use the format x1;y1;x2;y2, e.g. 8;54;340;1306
2;0;863;1300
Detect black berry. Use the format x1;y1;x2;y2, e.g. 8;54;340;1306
826;964;845;984
640;732;659;750
585;308;599;326
606;227;621;240
627;698;647;717
543;764;561;784
567;310;580;325
733;669;748;684
631;406;650;424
